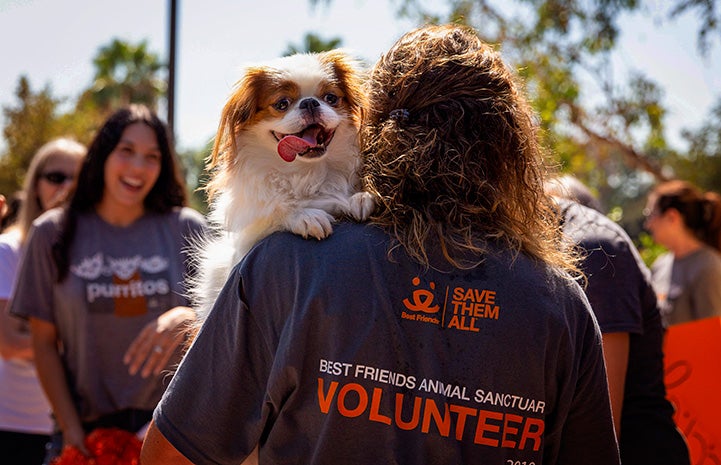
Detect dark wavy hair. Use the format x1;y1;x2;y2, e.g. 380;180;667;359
53;104;188;281
362;24;575;273
649;180;721;251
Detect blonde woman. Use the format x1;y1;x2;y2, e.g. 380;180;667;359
0;138;85;464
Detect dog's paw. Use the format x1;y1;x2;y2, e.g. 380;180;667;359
348;191;376;221
288;209;335;240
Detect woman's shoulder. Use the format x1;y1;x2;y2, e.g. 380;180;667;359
176;206;207;225
695;246;721;270
154;207;207;237
33;206;64;226
147;207;205;223
29;207;65;238
170;207;206;227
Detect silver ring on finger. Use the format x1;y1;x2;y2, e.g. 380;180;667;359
153;345;163;354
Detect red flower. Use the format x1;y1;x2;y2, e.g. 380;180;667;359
51;428;142;465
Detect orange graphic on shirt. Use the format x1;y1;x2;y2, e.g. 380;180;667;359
113;270;148;317
403;277;440;314
317;378;545;451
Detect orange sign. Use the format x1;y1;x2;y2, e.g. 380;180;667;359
664;317;721;465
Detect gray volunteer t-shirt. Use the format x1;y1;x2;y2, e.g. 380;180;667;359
11;207;206;423
154;222;619;465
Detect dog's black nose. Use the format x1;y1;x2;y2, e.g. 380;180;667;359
299;98;320;111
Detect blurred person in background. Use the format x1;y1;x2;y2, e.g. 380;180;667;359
644;180;721;326
0;138;85;464
548;176;690;465
9;105;206;464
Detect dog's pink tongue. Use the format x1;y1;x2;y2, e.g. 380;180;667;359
277;135;313;162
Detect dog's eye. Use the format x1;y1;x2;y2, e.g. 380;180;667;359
273;98;290;112
323;93;339;106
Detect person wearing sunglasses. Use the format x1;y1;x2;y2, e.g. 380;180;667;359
0;138;86;465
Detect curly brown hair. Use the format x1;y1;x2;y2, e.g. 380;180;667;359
362;24;576;273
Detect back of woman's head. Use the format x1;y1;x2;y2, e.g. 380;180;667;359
15;137;86;240
70;104;187;214
362;24;569;271
651;180;721;250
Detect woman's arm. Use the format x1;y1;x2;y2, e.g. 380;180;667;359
601;332;630;437
0;298;33;359
141;421;260;465
141;420;194;464
30;317;89;455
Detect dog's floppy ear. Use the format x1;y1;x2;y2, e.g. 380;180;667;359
319;49;366;124
209;67;269;170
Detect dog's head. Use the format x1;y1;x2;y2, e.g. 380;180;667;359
208;50;365;194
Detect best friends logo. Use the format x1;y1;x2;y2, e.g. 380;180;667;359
401;276;501;331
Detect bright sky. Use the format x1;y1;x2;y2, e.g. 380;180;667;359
0;0;719;152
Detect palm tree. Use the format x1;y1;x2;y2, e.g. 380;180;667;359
89;38;166;112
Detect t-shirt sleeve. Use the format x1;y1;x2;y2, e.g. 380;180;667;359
580;235;644;334
178;207;208;241
9;220;59;322
153;268;273;465
555;301;621;464
177;207;208;280
690;263;721;319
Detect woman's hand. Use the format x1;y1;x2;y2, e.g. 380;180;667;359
63;423;90;456
30;318;89;456
123;306;195;378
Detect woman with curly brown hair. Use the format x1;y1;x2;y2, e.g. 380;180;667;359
143;25;619;465
644;179;721;325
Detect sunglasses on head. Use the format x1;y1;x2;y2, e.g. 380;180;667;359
40;171;74;185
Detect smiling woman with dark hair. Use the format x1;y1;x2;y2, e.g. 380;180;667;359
9;104;206;464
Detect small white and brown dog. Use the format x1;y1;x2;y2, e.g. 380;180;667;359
191;50;374;321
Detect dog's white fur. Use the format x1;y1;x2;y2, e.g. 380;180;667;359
190;50;374;322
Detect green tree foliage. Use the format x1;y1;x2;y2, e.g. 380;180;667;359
0;38;169;199
670;0;721;56
85;38;165;114
673;100;721;189
389;0;721;226
0;77;62;195
177;142;212;214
